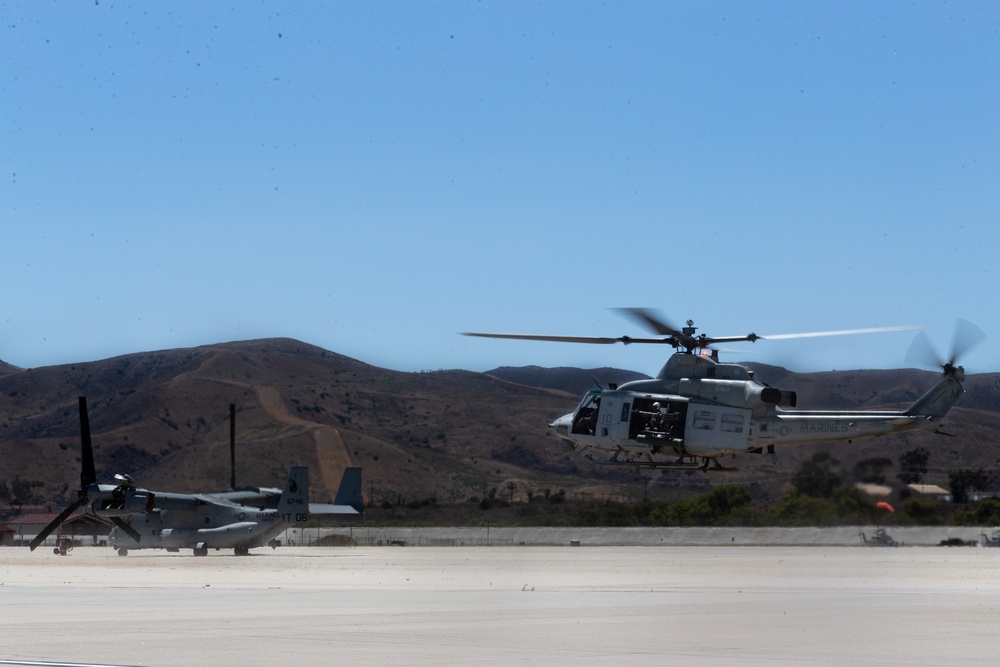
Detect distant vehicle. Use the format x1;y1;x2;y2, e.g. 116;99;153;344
30;397;363;556
466;309;981;471
860;529;897;547
980;531;1000;547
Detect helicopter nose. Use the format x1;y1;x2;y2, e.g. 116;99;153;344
550;413;574;440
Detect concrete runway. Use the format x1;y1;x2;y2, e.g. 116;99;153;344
2;546;999;666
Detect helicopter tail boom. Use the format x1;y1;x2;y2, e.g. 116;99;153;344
903;367;965;423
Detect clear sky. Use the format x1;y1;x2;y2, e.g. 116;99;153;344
2;2;998;378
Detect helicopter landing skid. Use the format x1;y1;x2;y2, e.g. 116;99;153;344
591;452;738;472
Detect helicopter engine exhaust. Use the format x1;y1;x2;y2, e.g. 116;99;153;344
759;387;782;405
776;390;797;408
678;379;797;410
749;384;794;407
748;385;797;408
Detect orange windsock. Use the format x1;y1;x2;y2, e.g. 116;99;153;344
876;501;895;513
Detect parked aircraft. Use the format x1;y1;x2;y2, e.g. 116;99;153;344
30;397;363;556
107;465;303;556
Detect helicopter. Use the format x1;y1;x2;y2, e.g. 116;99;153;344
464;309;981;471
29;397;363;556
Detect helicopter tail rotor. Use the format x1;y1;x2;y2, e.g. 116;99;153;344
902;321;982;420
950;319;987;369
905;319;984;377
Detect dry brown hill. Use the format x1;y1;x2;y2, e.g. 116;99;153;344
1;339;997;514
486;366;649;395
0;339;603;512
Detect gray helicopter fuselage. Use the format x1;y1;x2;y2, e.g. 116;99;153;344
108;502;301;551
108;466;310;554
465;311;974;470
552;351;965;462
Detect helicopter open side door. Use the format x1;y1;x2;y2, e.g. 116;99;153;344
682;405;752;457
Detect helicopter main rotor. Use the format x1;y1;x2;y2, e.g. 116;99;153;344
463;308;923;355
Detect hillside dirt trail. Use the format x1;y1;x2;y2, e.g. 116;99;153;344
253;386;354;499
167;362;353;500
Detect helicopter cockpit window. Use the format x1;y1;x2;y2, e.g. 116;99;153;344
693;410;715;430
571;391;601;435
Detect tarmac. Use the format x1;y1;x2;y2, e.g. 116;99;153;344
2;541;1000;666
299;524;1000;547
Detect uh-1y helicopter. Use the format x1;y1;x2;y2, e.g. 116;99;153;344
30;397;364;556
464;309;982;471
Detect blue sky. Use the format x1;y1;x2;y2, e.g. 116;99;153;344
2;2;998;377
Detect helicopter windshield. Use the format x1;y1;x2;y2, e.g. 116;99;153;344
571;389;601;435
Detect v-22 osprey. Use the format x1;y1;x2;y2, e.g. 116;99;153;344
30;397;363;556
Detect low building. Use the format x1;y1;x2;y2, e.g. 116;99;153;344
5;512;113;547
907;484;952;502
855;482;892;498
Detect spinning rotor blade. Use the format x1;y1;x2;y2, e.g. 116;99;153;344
29;495;88;551
950;319;986;366
461;332;668;345
614;308;684;337
905;330;943;369
906;319;985;372
464;308;686;347
465;312;924;353
758;325;924;341
109;516;142;543
616;308;735;348
616;310;923;348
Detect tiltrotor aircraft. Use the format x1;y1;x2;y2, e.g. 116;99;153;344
465;309;982;471
30;397;364;556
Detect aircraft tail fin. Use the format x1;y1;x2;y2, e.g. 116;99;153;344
903;368;965;422
277;466;309;521
333;467;365;514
